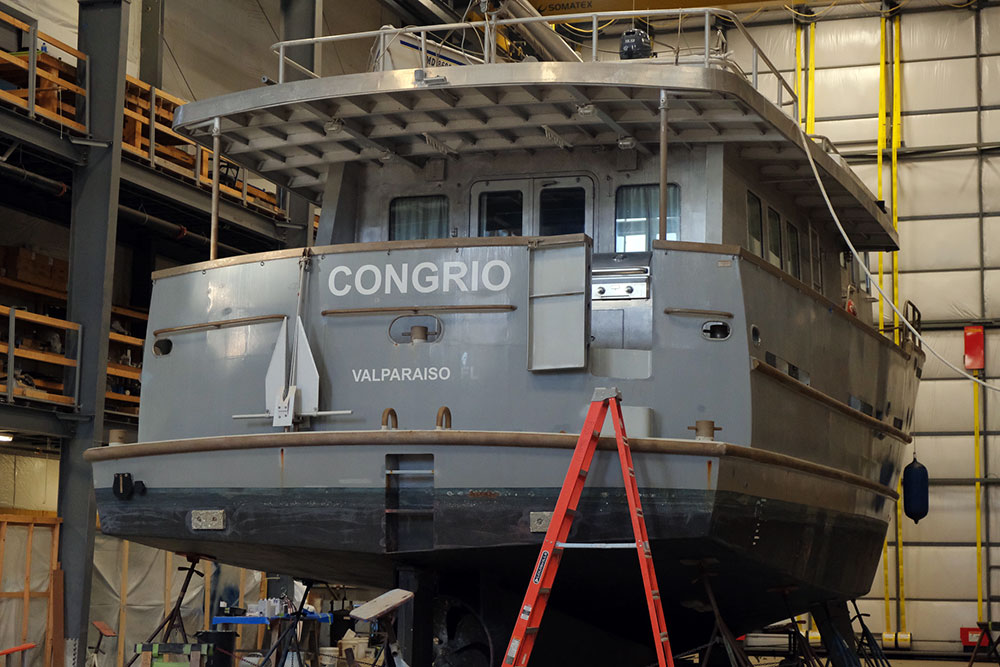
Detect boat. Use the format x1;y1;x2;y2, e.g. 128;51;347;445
85;7;924;665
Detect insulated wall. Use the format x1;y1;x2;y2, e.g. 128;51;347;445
729;6;997;651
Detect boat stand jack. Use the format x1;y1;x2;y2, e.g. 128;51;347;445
125;556;204;667
700;578;752;667
255;579;317;667
850;601;892;667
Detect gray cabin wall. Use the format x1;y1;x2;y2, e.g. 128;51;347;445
350;146;710;252
720;145;855;310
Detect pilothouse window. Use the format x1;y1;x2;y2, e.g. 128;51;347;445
767;208;782;269
479;190;523;237
614;183;680;252
538;187;585;236
747;191;764;258
389;195;449;241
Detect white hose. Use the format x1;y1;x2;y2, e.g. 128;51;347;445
796;124;1000;392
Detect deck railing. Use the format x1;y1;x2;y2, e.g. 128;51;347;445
270;8;798;120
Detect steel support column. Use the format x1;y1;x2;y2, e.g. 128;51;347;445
138;0;163;86
58;2;129;665
281;0;316;247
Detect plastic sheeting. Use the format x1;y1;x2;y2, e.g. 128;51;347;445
914;379;975;432
982;56;1000;106
913;435;973;478
983;269;1000;318
0;525;56;667
813;117;878;146
814;65;879;117
899;218;980;272
983;6;1000;54
903;485;975;542
900;11;976;60
727;23;796;73
915;330;964;380
813;17;880;68
901;58;977;112
899;270;981;321
903;111;979;149
89;535;264;665
898;158;979;217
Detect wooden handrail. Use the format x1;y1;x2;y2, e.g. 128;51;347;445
0;50;86;96
0;305;80;331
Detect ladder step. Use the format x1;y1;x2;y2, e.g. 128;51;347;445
578;469;588;478
526;627;540;635
555;542;635;549
540;587;551;595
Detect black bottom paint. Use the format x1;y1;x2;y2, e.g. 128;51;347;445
97;486;886;664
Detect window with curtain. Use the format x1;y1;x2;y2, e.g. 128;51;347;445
767;207;782;269
479;190;524;237
786;223;802;280
389;195;449;240
614;183;680;252
809;227;823;290
747;191;763;258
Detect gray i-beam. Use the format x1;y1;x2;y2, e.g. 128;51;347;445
138;0;163;86
58;1;129;665
281;0;316;248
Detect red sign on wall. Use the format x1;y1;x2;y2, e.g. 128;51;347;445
965;325;985;371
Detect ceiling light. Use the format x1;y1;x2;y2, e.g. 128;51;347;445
0;434;12;442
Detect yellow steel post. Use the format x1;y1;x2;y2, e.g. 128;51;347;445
795;23;803;126
877;16;887;335
807;22;816;135
975;368;984;622
896;476;906;634
878;16;892;636
891;16;902;346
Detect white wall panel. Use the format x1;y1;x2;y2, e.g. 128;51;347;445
982;56;1000;106
985;436;1000;479
903;112;978;149
899;270;981;321
814;117;878;146
898;158;978;217
902;485;974;542
814;65;879;117
983;217;1000;268
814;17;880;68
914;379;974;432
917;330;964;380
899;218;979;271
905;600;976;645
901;11;976;60
982;270;1000;318
916;435;972;478
982;160;1000;214
851;162;889;197
983;109;1000;144
728;23;796;73
983;7;1000;54
900;546;977;599
901;59;977;111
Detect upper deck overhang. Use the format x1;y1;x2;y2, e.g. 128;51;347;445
173;61;897;251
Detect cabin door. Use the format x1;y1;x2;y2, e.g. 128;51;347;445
471;176;594;238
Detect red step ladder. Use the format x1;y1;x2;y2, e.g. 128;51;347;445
502;387;675;667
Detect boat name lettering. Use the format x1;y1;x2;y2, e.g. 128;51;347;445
351;367;452;382
328;260;512;296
